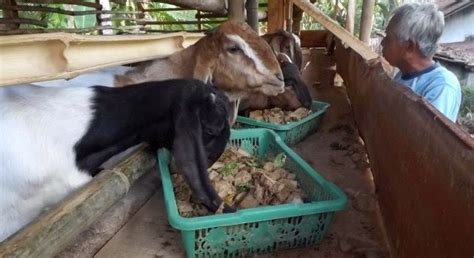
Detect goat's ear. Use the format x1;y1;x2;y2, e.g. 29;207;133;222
206;92;216;105
172;109;223;212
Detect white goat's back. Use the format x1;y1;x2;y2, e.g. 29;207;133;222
31;66;132;88
0;85;94;241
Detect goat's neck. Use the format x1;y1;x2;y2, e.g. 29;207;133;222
141;41;216;84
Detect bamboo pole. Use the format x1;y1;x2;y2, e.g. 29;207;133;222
359;0;375;44
0;32;203;86
0;146;155;258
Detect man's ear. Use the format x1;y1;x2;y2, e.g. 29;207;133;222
406;40;418;54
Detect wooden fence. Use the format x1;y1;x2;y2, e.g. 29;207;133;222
0;0;268;35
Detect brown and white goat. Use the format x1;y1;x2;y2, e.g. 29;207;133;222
239;31;312;113
115;21;285;123
261;29;303;71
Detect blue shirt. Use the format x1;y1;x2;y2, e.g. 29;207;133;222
394;63;461;122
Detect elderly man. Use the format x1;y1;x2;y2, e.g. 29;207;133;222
380;3;461;122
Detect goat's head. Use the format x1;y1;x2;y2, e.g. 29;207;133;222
196;21;285;100
273;53;312;109
262;30;303;71
172;83;232;213
199;86;231;165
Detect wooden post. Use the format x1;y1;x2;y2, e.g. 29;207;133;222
245;0;259;32
292;4;303;35
345;0;355;34
359;0;375;44
2;0;20;30
285;0;293;32
267;0;285;33
228;0;245;22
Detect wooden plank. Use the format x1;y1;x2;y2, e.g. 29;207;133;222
0;31;203;86
0;147;156;257
56;171;160;258
95;193;186;258
335;40;474;257
295;1;474;257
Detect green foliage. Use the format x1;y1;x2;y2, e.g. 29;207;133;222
300;0;396;37
273;153;287;168
460;87;474;116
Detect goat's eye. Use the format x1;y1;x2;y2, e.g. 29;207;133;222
227;45;241;53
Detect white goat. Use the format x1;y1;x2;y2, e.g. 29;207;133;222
0;79;230;241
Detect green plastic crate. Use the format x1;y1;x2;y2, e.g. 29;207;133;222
157;128;347;258
235;101;330;145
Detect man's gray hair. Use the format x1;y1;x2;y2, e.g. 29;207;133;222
388;3;444;57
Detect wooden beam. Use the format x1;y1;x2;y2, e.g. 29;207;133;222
359;0;375;43
0;147;155;257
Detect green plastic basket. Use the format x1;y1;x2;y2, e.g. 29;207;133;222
157;128;347;258
235;101;330;145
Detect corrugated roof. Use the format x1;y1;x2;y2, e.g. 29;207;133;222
436;0;473;17
436;40;474;68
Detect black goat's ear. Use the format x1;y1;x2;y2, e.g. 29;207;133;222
172;109;223;212
204;92;217;110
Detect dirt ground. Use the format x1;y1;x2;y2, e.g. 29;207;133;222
58;48;390;258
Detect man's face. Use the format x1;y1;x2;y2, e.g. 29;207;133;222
381;22;406;68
